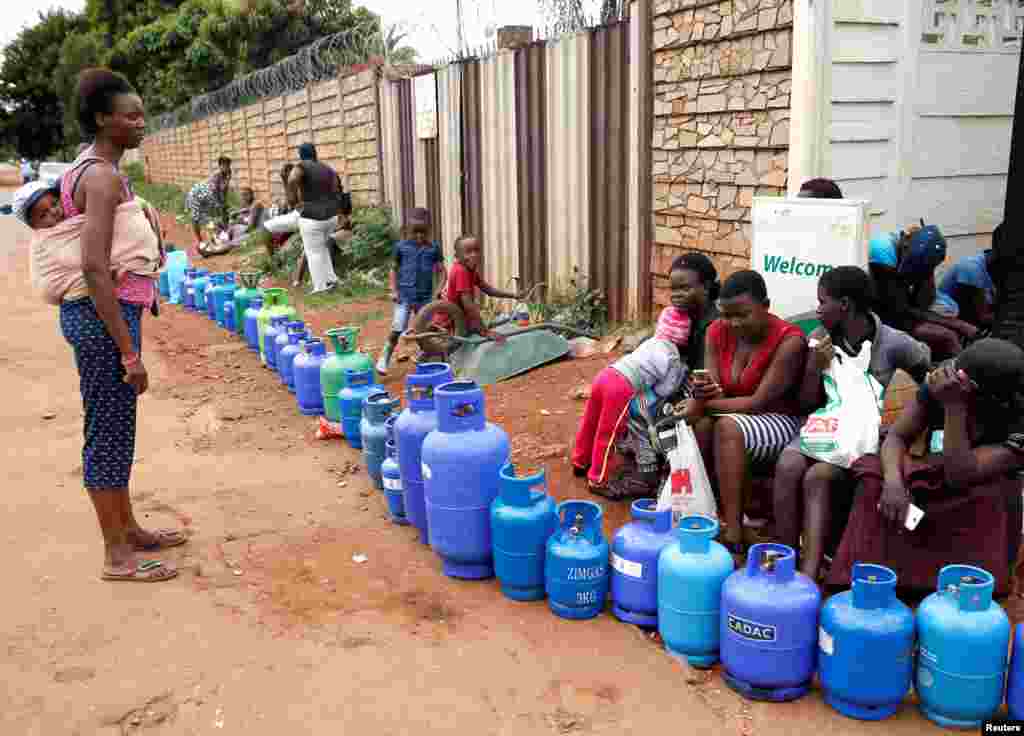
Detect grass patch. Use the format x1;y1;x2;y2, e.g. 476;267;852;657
302;277;389;309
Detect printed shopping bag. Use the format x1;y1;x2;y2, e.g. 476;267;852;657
657;421;717;524
798;341;883;469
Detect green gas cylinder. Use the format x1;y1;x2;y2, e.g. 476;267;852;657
256;288;298;365
321;327;375;423
233;272;263;338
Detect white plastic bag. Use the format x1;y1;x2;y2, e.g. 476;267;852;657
798;341;883;469
657;421;717;524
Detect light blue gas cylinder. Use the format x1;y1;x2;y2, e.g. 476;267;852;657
490;463;557;601
657;515;734;668
916;564;1010;729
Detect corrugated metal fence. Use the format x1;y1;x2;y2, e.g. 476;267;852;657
380;15;651;323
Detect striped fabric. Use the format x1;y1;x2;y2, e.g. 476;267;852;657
718;413;803;465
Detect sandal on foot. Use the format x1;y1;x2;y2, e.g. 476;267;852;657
102;559;178;583
572;464;590;479
132;528;188;551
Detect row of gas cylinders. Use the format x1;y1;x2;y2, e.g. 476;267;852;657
538;501;1024;729
164;268;1024;727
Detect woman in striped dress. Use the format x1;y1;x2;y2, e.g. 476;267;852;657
680;270;808;560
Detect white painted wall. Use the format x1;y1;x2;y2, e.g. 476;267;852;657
793;0;1020;265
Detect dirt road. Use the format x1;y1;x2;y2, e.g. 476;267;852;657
1;214;949;735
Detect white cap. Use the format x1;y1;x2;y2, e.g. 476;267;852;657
11;180;59;226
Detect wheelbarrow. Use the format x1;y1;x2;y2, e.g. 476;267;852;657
400;283;599;386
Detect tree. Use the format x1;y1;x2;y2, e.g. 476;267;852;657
0;10;85;158
0;1;390;156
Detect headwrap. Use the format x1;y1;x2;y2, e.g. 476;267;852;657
898;224;946;277
655;306;691;346
868;234;898;268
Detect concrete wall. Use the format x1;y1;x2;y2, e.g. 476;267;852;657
141;67;382;208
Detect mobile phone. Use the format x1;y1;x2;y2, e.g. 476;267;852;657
691;369;710;383
905;504;925;531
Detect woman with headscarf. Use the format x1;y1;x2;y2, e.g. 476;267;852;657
827;338;1024;595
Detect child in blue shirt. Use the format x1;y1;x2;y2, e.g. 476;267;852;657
377;207;446;375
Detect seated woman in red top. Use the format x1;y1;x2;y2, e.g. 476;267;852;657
683;270;808;558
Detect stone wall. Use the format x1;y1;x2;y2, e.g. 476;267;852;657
141;66;382;209
650;0;793;310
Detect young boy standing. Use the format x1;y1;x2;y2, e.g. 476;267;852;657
377;208;447;375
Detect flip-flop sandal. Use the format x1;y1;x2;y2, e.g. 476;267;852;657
133;528;188;551
102;559;178;583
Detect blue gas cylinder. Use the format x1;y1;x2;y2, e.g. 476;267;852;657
395;363;455;544
166;251;189;305
294;339;327;416
422;381;510;580
490;463;557;601
658;515;734;668
721;544;821;702
611;499;674;627
382;417;408;525
916;564;1010;729
274;319;301;379
193;270;212;313
361;391;399;490
205;274;220;320
278;325;308;393
545;500;610;620
159;269;170;298
244;297;264;353
189;269;209;311
1007;624;1024;720
180;268;197;308
223;301;236;333
340;370;384;448
819;563;914;720
213;272;236;327
263;316;288;371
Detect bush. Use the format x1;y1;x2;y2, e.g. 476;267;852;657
340;206;398;270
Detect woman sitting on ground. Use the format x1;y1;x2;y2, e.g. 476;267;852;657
773;266;931;581
827;339;1024;595
613;253;721;498
683;270;807;559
